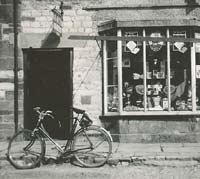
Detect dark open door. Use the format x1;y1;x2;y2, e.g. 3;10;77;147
23;48;73;139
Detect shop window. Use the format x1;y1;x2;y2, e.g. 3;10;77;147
195;32;200;111
169;30;191;111
103;27;200;115
106;40;119;112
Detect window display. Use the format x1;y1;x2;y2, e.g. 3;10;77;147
103;27;200;115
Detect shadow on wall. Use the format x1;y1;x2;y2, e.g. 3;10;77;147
185;0;199;14
41;32;60;48
100;118;120;142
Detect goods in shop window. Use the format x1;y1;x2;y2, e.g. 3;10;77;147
135;85;144;95
162;98;168;110
147;72;152;79
163;85;176;95
157;72;165;79
196;65;200;79
133;73;141;79
149;32;164;52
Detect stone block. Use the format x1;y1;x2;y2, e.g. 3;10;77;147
41;10;51;16
63;16;71;21
0;82;14;91
0;23;2;39
82;21;93;28
0;0;13;4
31;10;42;17
166;121;190;133
21;16;35;21
0;56;23;70
85;27;93;33
78;27;84;33
0;128;14;141
81;95;91;105
0;123;14;130
73;21;82;28
31;21;41;28
21;10;32;17
0;4;13;22
63;21;73;28
63;10;76;16
0;70;13;79
3;27;13;34
0;100;14;111
0;90;5;99
36;16;47;22
21;21;31;28
0;40;14;57
1;114;14;123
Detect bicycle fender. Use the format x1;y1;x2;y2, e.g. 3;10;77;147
99;127;113;142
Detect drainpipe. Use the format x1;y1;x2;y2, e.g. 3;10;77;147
13;0;18;133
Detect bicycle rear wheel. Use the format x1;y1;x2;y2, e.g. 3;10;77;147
72;126;112;167
7;129;45;169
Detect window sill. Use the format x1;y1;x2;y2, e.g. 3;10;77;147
100;111;200;118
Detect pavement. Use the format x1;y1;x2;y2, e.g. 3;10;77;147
1;141;200;167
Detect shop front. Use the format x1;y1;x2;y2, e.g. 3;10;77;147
98;20;200;142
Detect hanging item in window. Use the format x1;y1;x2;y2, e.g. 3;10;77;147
173;31;187;53
124;31;140;54
174;42;187;53
126;41;140;54
149;32;164;52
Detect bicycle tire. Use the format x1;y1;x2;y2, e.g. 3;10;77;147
7;129;45;169
72;126;112;167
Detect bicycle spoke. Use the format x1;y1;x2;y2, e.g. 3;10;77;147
7;129;45;169
72;126;112;167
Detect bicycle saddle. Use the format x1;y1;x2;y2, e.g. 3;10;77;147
72;107;85;114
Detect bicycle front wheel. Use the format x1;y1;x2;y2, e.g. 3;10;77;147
7;129;45;169
72;126;112;167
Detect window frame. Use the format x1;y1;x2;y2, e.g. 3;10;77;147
102;27;200;116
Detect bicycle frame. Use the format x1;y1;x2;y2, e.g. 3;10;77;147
29;114;93;156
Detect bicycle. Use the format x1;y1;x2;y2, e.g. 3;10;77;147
7;107;112;169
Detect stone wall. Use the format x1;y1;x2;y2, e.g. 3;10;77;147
19;0;102;126
0;0;23;140
101;116;200;143
1;0;200;142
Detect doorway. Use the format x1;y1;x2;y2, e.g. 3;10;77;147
23;48;73;139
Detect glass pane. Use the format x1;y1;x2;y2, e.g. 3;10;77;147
146;28;166;111
122;30;144;111
106;41;119;112
170;30;191;111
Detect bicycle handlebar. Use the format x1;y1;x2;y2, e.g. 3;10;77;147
33;107;61;128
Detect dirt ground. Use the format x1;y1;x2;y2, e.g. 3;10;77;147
1;159;200;179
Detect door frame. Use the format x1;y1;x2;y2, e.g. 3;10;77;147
22;47;73;138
